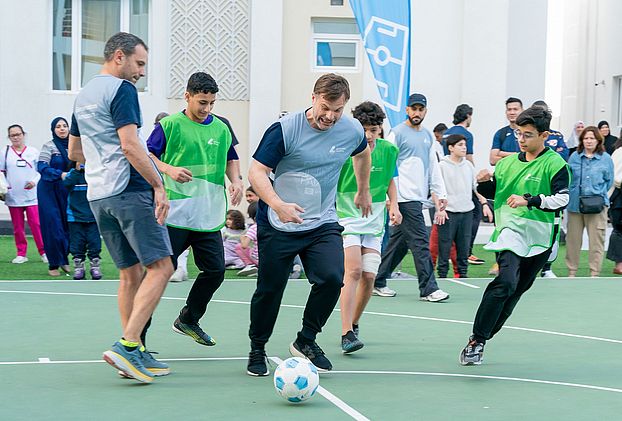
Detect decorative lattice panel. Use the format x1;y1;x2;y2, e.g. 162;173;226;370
169;0;250;100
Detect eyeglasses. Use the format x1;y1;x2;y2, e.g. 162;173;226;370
8;133;24;138
513;129;538;140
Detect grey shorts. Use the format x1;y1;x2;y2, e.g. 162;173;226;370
89;190;172;269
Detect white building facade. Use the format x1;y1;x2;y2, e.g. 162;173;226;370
0;0;619;221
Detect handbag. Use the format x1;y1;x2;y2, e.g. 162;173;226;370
578;158;605;214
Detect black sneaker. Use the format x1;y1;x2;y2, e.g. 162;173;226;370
289;338;332;371
459;335;485;365
341;330;364;354
172;317;216;346
247;349;269;376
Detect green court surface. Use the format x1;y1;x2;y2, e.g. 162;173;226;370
1;276;622;420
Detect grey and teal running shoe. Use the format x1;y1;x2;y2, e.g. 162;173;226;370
103;341;153;383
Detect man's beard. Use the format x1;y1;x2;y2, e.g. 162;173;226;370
408;115;424;126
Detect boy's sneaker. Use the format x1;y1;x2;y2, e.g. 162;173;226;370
290;264;302;279
141;349;170;376
488;263;499;276
468;255;485;265
73;258;85;280
237;264;258;276
90;258;102;280
420;289;450;302
11;256;28;264
372;286;397;297
289;337;332;372
541;270;557;278
169;267;188;282
41;254;48;264
102;341;153;383
459;335;485;366
247;349;269;376
341;331;364;354
172;317;216;346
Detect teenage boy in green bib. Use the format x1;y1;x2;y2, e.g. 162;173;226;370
459;106;570;365
336;101;401;353
147;72;243;347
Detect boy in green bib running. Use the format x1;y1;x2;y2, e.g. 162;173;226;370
337;101;401;353
459;106;570;365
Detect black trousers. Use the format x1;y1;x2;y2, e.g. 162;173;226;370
374;201;439;296
472;248;551;342
68;221;101;261
437;210;472;277
168;226;225;324
249;222;344;349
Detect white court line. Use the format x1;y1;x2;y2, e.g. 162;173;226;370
444;278;480;288
0;356;250;366
330;370;622;395
270;357;370;421
2;289;622;345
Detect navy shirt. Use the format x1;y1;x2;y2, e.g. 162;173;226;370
442;125;474;155
253;121;367;226
70;80;151;193
491;125;520;153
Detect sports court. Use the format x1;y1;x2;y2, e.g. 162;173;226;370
2;275;621;420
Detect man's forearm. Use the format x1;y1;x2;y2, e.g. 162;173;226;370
352;147;371;192
68;135;85;163
226;159;242;184
248;161;281;208
124;144;163;189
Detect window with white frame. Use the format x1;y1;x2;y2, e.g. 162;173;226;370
312;19;360;71
52;0;149;92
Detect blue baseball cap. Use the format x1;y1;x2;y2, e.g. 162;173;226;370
408;93;427;107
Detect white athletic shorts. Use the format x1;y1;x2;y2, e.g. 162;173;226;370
342;234;382;253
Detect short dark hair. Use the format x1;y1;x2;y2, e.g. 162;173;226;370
578;126;605;154
7;124;24;135
103;32;148;62
453;104;473;125
506;97;523;107
226;209;246;230
246;185;256;194
187;72;219;95
313;73;350;102
247;201;258;220
154;112;169;125
352;101;385;127
516;106;552;133
433;123;448;133
445;134;466;148
531;100;549;110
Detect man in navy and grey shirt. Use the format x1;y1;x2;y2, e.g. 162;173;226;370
246;74;372;376
69;32;173;383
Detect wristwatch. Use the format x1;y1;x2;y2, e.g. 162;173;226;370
523;193;532;209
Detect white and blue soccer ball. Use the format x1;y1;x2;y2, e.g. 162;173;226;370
273;357;320;403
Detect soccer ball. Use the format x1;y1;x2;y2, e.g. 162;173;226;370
273;357;320;403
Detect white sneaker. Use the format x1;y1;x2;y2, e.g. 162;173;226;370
169;267;188;283
12;256;28;264
41;254;48;264
420;289;449;302
541;270;557;278
372;286;397;297
237;265;258;276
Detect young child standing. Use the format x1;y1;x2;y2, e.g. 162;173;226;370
62;162;102;279
437;134;492;278
236;201;259;276
223;209;246;269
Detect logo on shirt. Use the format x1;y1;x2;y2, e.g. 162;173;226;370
371;165;383;172
207;138;220;146
524;173;541;183
329;145;347;154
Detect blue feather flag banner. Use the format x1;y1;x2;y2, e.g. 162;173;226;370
349;0;411;128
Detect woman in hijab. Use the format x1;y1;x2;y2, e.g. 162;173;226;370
598;120;618;155
566;120;585;156
37;117;71;276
